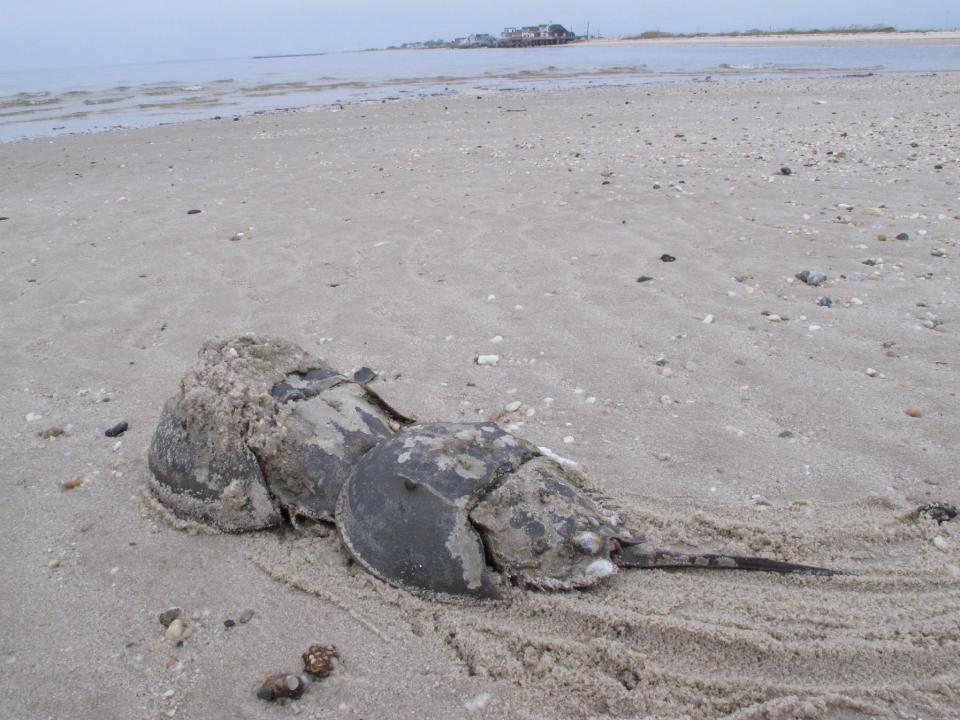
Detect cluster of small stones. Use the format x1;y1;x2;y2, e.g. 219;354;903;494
257;644;340;702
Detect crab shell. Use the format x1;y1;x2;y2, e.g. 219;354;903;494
336;422;642;600
148;336;410;532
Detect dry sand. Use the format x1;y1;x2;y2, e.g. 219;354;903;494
1;72;959;719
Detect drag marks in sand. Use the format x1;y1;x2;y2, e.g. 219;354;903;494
247;497;959;719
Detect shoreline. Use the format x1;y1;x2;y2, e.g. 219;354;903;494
4;63;960;146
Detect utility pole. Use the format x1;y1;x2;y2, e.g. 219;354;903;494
586;21;590;39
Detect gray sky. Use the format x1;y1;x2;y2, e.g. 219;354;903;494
3;0;959;71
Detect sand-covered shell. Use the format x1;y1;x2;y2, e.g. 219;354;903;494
148;335;411;531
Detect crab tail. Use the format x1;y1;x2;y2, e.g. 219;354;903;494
615;547;840;576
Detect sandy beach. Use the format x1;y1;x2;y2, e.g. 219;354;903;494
1;72;959;719
584;29;960;46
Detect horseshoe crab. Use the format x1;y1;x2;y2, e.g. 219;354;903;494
148;336;411;532
149;335;838;599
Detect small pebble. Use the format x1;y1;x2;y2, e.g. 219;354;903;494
918;503;958;523
933;536;950;552
62;478;84;490
475;354;499;366
817;297;833;307
905;408;923;418
38;426;66;439
465;693;493;712
660;254;676;263
238;609;255;624
931;248;946;257
660;367;673;378
104;421;128;438
562;436;575;444
504;401;522;413
865;368;878;377
164;618;186;642
224;619;236;629
702;314;714;324
159;607;183;628
302;644;340;678
489;335;503;343
796;270;827;286
877;233;887;241
896;232;910;241
778;430;795;439
779;166;792;176
258;673;304;702
636;275;653;283
229;232;244;241
186;209;201;215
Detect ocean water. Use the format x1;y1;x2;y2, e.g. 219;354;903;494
2;41;959;142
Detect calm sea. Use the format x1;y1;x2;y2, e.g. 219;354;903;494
2;41;959;142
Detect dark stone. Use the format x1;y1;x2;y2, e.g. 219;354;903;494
660;254;676;263
224;619;236;628
918;503;957;524
817;297;833;307
352;367;377;385
187;209;201;215
797;270;827;286
258;673;304;702
934;164;943;170
780;166;792;176
159;607;182;627
0;217;8;221
896;233;910;241
778;430;795;438
636;275;653;283
105;421;129;437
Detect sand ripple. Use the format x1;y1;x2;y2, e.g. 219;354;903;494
247;498;959;719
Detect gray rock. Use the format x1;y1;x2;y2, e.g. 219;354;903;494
797;270;827;286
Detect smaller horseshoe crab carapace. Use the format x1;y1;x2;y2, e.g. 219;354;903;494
148;336;839;599
337;423;838;600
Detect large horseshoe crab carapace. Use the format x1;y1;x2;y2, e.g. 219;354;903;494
148;336;839;600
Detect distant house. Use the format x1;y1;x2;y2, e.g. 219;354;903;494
500;24;575;46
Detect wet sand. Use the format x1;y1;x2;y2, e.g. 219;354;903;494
1;72;959;719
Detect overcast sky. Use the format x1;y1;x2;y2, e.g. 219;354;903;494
3;1;959;71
